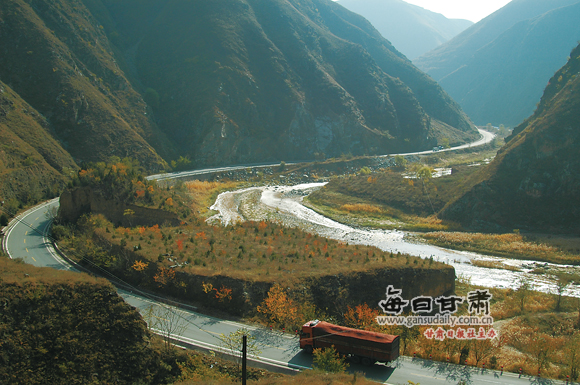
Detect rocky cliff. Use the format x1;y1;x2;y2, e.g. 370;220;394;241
441;44;580;233
59;186;181;227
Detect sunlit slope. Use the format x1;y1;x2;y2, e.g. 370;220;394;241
441;44;580;233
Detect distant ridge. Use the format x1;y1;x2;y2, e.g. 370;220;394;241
338;0;472;59
414;0;580;127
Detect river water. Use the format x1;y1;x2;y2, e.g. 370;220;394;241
208;183;579;296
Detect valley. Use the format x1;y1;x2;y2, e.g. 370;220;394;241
2;0;580;383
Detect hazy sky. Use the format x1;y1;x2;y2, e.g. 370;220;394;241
398;0;512;22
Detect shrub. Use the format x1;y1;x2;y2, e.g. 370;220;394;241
312;346;349;373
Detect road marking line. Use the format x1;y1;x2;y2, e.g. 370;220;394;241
411;373;445;381
25;230;28;235
23;239;26;243
200;328;221;336
26;248;28;253
32;257;36;262
35;217;39;221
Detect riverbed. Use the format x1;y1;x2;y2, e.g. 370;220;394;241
208;183;580;296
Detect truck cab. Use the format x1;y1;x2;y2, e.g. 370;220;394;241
299;319;318;353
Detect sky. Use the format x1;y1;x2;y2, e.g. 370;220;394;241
397;0;512;23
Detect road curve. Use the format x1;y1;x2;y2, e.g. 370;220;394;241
2;198;550;385
148;129;495;182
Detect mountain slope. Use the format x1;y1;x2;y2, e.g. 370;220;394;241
414;0;580;127
96;0;476;165
0;80;77;205
0;0;175;171
1;0;475;173
441;44;580;233
337;0;472;59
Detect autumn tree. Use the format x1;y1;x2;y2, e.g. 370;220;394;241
257;284;298;328
528;332;562;371
470;336;502;366
344;304;380;330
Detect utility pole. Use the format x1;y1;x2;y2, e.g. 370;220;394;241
242;334;247;385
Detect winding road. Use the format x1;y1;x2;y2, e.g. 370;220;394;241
2;128;556;384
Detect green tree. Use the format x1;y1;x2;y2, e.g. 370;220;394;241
416;166;433;181
441;138;450;149
359;166;372;175
219;328;262;368
312;346;349;373
393;155;407;170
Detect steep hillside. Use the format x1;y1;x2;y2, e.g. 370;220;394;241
338;0;472;59
0;80;77;206
441;44;580;233
414;0;580;127
0;257;160;384
1;0;475;173
93;0;476;165
0;0;174;171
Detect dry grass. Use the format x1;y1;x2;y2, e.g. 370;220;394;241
185;180;240;216
422;231;579;264
340;203;382;214
249;371;376;385
471;259;520;271
0;255;103;285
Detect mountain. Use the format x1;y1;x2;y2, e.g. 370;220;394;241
337;0;472;59
0;0;476;193
0;0;176;172
0;80;77;206
441;44;580;233
414;0;580;127
101;0;476;165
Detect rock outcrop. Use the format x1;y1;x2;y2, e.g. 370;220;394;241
59;187;181;227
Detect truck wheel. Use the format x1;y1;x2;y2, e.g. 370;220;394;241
350;356;361;364
304;346;313;354
361;357;373;366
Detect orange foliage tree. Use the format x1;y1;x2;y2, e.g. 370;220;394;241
131;260;148;272
153;267;176;287
344;304;381;330
257;284;298;328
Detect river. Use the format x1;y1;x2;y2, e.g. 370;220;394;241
208;183;580;297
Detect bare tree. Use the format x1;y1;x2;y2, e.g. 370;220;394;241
219;328;262;368
515;277;533;314
143;304;188;352
554;273;573;311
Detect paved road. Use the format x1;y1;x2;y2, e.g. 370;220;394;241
148;129;495;182
3;199;562;385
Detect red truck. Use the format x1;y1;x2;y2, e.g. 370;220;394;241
300;320;399;366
